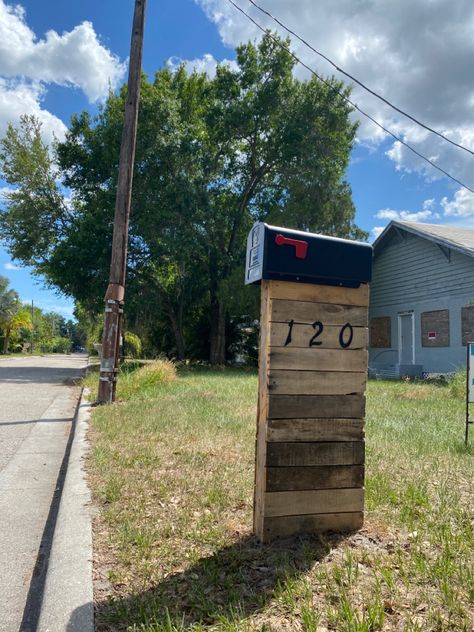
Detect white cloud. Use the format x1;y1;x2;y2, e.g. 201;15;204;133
0;3;125;101
441;189;474;217
26;298;74;318
167;53;237;78
4;261;19;270
371;226;384;240
0;79;66;142
0;1;126;143
375;208;433;223
195;0;474;188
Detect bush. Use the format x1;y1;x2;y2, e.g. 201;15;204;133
123;331;142;358
448;370;467;399
39;336;72;353
118;359;176;400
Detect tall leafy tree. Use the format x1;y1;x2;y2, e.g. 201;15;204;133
0;34;365;362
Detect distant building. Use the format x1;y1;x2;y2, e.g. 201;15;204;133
369;221;474;377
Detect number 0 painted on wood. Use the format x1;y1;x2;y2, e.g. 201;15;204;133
339;323;354;349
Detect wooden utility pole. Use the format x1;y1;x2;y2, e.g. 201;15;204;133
97;0;147;403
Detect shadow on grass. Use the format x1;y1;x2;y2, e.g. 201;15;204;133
90;532;348;631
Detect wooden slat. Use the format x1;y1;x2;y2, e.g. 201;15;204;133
269;370;366;395
268;280;369;306
270;322;368;349
271;300;368;326
266;465;364;491
267;418;364;442
262;512;364;540
267;441;364;467
270;348;368;372
268;394;366;419
254;280;272;537
264;488;364;517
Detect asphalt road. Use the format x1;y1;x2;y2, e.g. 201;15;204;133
0;353;88;632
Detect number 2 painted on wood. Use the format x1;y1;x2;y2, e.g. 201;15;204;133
309;321;323;346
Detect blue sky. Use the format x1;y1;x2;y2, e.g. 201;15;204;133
1;0;473;317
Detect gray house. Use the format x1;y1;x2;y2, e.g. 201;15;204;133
369;220;474;377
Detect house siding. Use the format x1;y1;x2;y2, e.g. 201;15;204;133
369;231;474;373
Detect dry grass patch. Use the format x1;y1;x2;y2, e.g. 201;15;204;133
86;368;474;631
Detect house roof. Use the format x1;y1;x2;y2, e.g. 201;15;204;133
373;220;474;259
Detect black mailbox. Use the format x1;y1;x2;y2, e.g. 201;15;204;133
245;222;372;288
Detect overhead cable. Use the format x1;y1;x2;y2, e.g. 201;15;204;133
245;0;474;159
225;0;474;194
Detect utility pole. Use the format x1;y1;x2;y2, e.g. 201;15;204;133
97;0;147;403
31;299;34;354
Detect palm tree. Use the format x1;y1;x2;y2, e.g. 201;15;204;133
1;308;32;354
0;275;32;353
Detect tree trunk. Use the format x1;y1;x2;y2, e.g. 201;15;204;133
3;324;11;354
167;309;185;360
209;297;226;364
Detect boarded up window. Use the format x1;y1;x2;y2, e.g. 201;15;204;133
421;310;450;347
370;317;391;348
461;306;474;345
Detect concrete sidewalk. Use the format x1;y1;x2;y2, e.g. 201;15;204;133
0;354;93;632
38;390;94;632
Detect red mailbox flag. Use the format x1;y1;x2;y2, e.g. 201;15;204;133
275;233;308;259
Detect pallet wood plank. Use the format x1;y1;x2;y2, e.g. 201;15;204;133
268;394;366;419
271;300;368;326
270;348;368;372
270;323;368;349
269;370;366;395
267;441;365;467
264;488;364;517
268;280;369;306
262;512;364;540
254;281;272;536
266;465;364;491
267;418;364;442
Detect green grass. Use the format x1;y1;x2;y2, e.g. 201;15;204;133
86;368;474;631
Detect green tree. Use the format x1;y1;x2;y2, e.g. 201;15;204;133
0;276;32;353
0;33;365;363
3;308;32;354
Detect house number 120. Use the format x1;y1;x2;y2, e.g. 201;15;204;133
284;321;354;349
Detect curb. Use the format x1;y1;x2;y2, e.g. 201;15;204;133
38;388;94;632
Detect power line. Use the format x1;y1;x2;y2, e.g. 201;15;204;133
225;0;474;195
245;0;474;159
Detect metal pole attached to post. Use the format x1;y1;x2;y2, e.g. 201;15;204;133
466;343;471;445
31;299;34;354
97;0;147;404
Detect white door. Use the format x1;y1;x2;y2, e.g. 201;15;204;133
399;312;415;364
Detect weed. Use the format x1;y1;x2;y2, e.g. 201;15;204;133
86;370;474;631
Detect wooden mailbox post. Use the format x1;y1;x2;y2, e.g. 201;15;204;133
245;223;373;542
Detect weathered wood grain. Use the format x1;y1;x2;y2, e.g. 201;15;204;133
269;370;366;395
268;394;366;419
269;348;368;372
267;418;364;442
268;280;369;307
254;280;272;537
421;309;450;347
266;464;364;491
270;322;368;349
266;441;365;467
271;300;368;326
369;316;391;348
262;512;364;540
264;488;364;517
